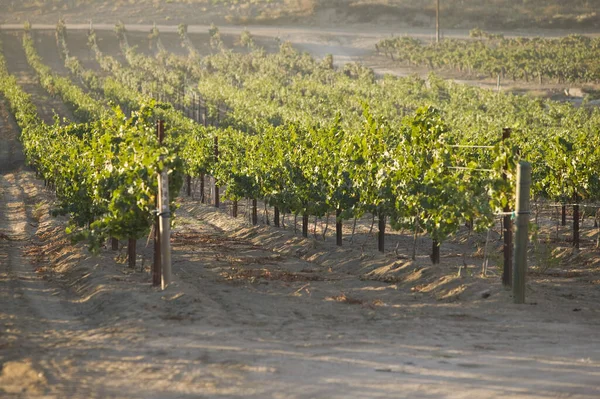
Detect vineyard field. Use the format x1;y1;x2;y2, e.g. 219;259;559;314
1;21;600;398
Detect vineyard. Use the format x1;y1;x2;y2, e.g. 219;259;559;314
1;20;600;398
5;22;600;264
377;32;600;84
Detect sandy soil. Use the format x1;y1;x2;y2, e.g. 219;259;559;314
1;21;600;399
3;0;600;31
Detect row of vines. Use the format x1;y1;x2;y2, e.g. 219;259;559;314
5;21;600;266
0;30;183;267
377;33;600;84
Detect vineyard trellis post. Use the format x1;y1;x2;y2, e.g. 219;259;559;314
502;127;513;288
214;136;220;208
153;121;163;287
302;213;309;237
156;120;172;289
432;240;440;264
252;199;258;225
200;174;205;203
128;238;136;269
336;209;343;246
573;193;580;249
274;206;280;227
513;161;531;304
378;212;385;253
232;200;238;218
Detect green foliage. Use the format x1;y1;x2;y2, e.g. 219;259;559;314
177;23;188;41
377;34;600;84
239;29;255;49
208;23;223;50
0;35;183;253
52;24;600;261
24;30;106;121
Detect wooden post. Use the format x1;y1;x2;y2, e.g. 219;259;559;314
336;209;343;247
157;120;171;289
197;95;200;120
214;137;219;208
186;175;192;196
302;213;309;238
435;0;440;43
513;162;531;304
561;204;567;226
111;237;119;251
274;206;280;227
128;238;136;269
252;199;258;225
232;200;238;218
153;120;163;287
431;240;440;264
265;204;270;225
502;128;513;287
153;213;161;287
199;174;205;203
573;193;580;249
192;92;196;121
378;212;385;253
157;169;172;289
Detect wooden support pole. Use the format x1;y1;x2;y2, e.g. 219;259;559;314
156;120;171;289
153;213;161;287
252;199;258;225
302;213;309;238
562;204;567;226
214;136;219;208
336;209;343;247
265;204;270;225
502;128;513;287
513;161;531;304
573;193;580;249
503;212;513;286
232;200;238;218
158;170;171;289
200;174;205;203
186;175;192;196
193;92;197;121
431;240;440;264
153;120;163;287
128;238;136;269
274;206;280;227
378;212;385;253
197;97;201;123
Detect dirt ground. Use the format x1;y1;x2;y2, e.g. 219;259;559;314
3;0;600;30
1;22;600;399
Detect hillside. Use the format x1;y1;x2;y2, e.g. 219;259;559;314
2;0;600;30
